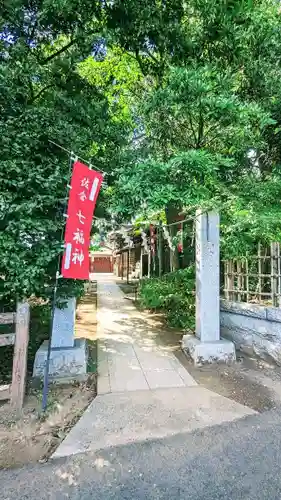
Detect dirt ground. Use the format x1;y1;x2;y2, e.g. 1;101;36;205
178;352;280;412
171;329;281;413
0;282;97;470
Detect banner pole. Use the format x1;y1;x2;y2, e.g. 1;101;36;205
41;153;75;412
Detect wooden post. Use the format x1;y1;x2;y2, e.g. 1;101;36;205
148;250;151;278
258;243;262;303
158;221;163;278
121;252;124;280
279;245;281;306
224;261;228;300
226;260;234;301
245;259;250;303
271;242;279;307
237;261;242;302
170;248;174;272
170;224;180;271
127;249;130;284
10;303;30;411
140;247;143;279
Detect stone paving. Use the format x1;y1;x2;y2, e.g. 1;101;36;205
52;273;256;461
95;274;197;394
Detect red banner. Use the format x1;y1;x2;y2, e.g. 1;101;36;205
61;161;103;280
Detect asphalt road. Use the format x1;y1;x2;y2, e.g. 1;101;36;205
2;408;281;500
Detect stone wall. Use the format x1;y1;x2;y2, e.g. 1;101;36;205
221;300;281;365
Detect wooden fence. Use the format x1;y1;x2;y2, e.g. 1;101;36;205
222;243;281;306
0;303;30;410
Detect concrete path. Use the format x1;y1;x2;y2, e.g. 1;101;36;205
95;274;197;393
52;386;255;459
53;274;256;460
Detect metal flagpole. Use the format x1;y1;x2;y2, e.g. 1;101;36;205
41;152;76;412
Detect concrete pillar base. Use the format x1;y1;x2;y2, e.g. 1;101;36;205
182;335;236;366
33;338;88;381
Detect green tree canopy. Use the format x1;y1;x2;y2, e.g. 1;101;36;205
2;0;281;307
0;0;131;304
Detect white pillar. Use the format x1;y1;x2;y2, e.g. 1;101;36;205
196;211;220;342
182;210;236;365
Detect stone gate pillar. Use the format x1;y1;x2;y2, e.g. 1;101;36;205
195;211;220;342
182;211;236;365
